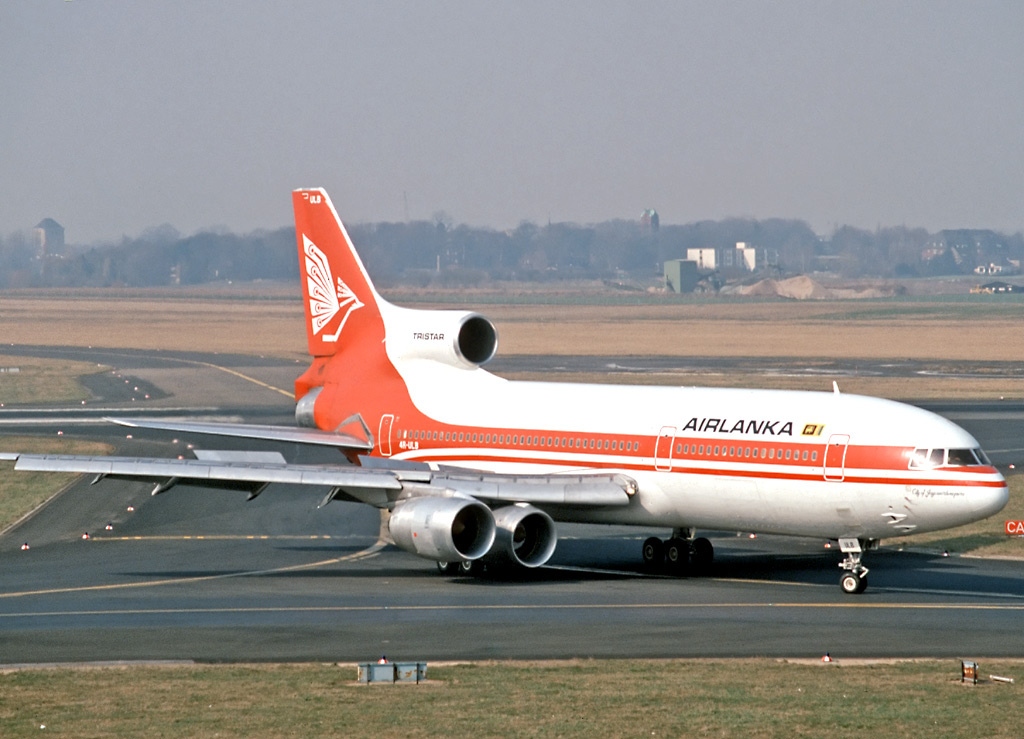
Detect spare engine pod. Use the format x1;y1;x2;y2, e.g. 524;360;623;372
484;504;557;568
389;496;496;562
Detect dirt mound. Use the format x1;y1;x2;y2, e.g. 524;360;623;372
737;275;894;299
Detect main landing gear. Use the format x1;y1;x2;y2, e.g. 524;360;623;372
837;537;875;594
642;529;714;576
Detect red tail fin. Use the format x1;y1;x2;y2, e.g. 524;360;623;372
292;188;384;358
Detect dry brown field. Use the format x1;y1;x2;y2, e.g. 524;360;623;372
3;289;1022;399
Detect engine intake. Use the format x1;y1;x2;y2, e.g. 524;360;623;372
483;504;557;569
388;496;496;562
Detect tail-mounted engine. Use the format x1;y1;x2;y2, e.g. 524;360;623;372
382;305;497;369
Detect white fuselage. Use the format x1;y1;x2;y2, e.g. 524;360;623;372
384;360;1008;542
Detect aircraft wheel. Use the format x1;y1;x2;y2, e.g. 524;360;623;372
436;561;455;575
665;538;690;576
690;537;714;573
459;560;478;576
840;571;867;594
641;537;664;570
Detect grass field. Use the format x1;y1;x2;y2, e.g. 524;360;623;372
0;437;112;532
0;356;107;405
0;659;1019;738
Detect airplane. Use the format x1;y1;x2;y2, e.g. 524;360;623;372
1;188;1009;594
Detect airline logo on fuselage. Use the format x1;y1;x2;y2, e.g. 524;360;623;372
682;417;795;436
302;235;363;342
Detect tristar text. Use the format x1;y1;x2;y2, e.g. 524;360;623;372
682;417;795;436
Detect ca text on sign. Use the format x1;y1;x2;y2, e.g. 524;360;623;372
1004;520;1024;536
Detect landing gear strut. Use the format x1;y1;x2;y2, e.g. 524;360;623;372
642;529;714;576
837;537;875;594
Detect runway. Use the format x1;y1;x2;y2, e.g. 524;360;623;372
1;345;1023;663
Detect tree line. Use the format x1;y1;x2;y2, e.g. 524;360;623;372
1;217;1021;288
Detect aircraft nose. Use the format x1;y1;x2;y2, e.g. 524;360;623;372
971;476;1009;519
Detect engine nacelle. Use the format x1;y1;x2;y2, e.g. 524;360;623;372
483;504;557;569
381;304;497;369
388;495;496;562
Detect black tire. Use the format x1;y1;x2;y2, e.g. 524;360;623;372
840;572;865;594
436;561;455;575
641;537;664;569
665;538;690;576
690;537;714;574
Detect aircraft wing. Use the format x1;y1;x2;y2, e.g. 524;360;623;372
105;417;374;451
0;453;635;509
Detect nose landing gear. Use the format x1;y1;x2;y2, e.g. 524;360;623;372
838;537;875;594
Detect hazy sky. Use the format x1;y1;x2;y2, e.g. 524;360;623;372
3;2;1022;244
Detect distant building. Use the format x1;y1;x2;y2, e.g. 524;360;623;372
685;243;758;273
640;209;659;234
734;242;757;271
34;218;65;256
664;259;700;293
925;229;1007;272
686;248;717;270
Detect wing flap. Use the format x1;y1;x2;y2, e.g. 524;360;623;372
420;471;635;507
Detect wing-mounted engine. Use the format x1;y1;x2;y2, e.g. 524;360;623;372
381;304;497;369
388;495;496;562
483;504;557;568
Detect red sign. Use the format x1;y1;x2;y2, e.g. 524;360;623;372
1005;520;1024;536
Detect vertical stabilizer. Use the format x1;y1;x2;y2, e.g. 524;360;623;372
292;188;385;358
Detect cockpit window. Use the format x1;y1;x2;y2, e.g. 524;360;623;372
947;448;985;466
910;447;989;469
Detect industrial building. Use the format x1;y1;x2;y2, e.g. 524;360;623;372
665;242;760;292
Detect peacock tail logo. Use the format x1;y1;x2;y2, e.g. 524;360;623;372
302;235;363;342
